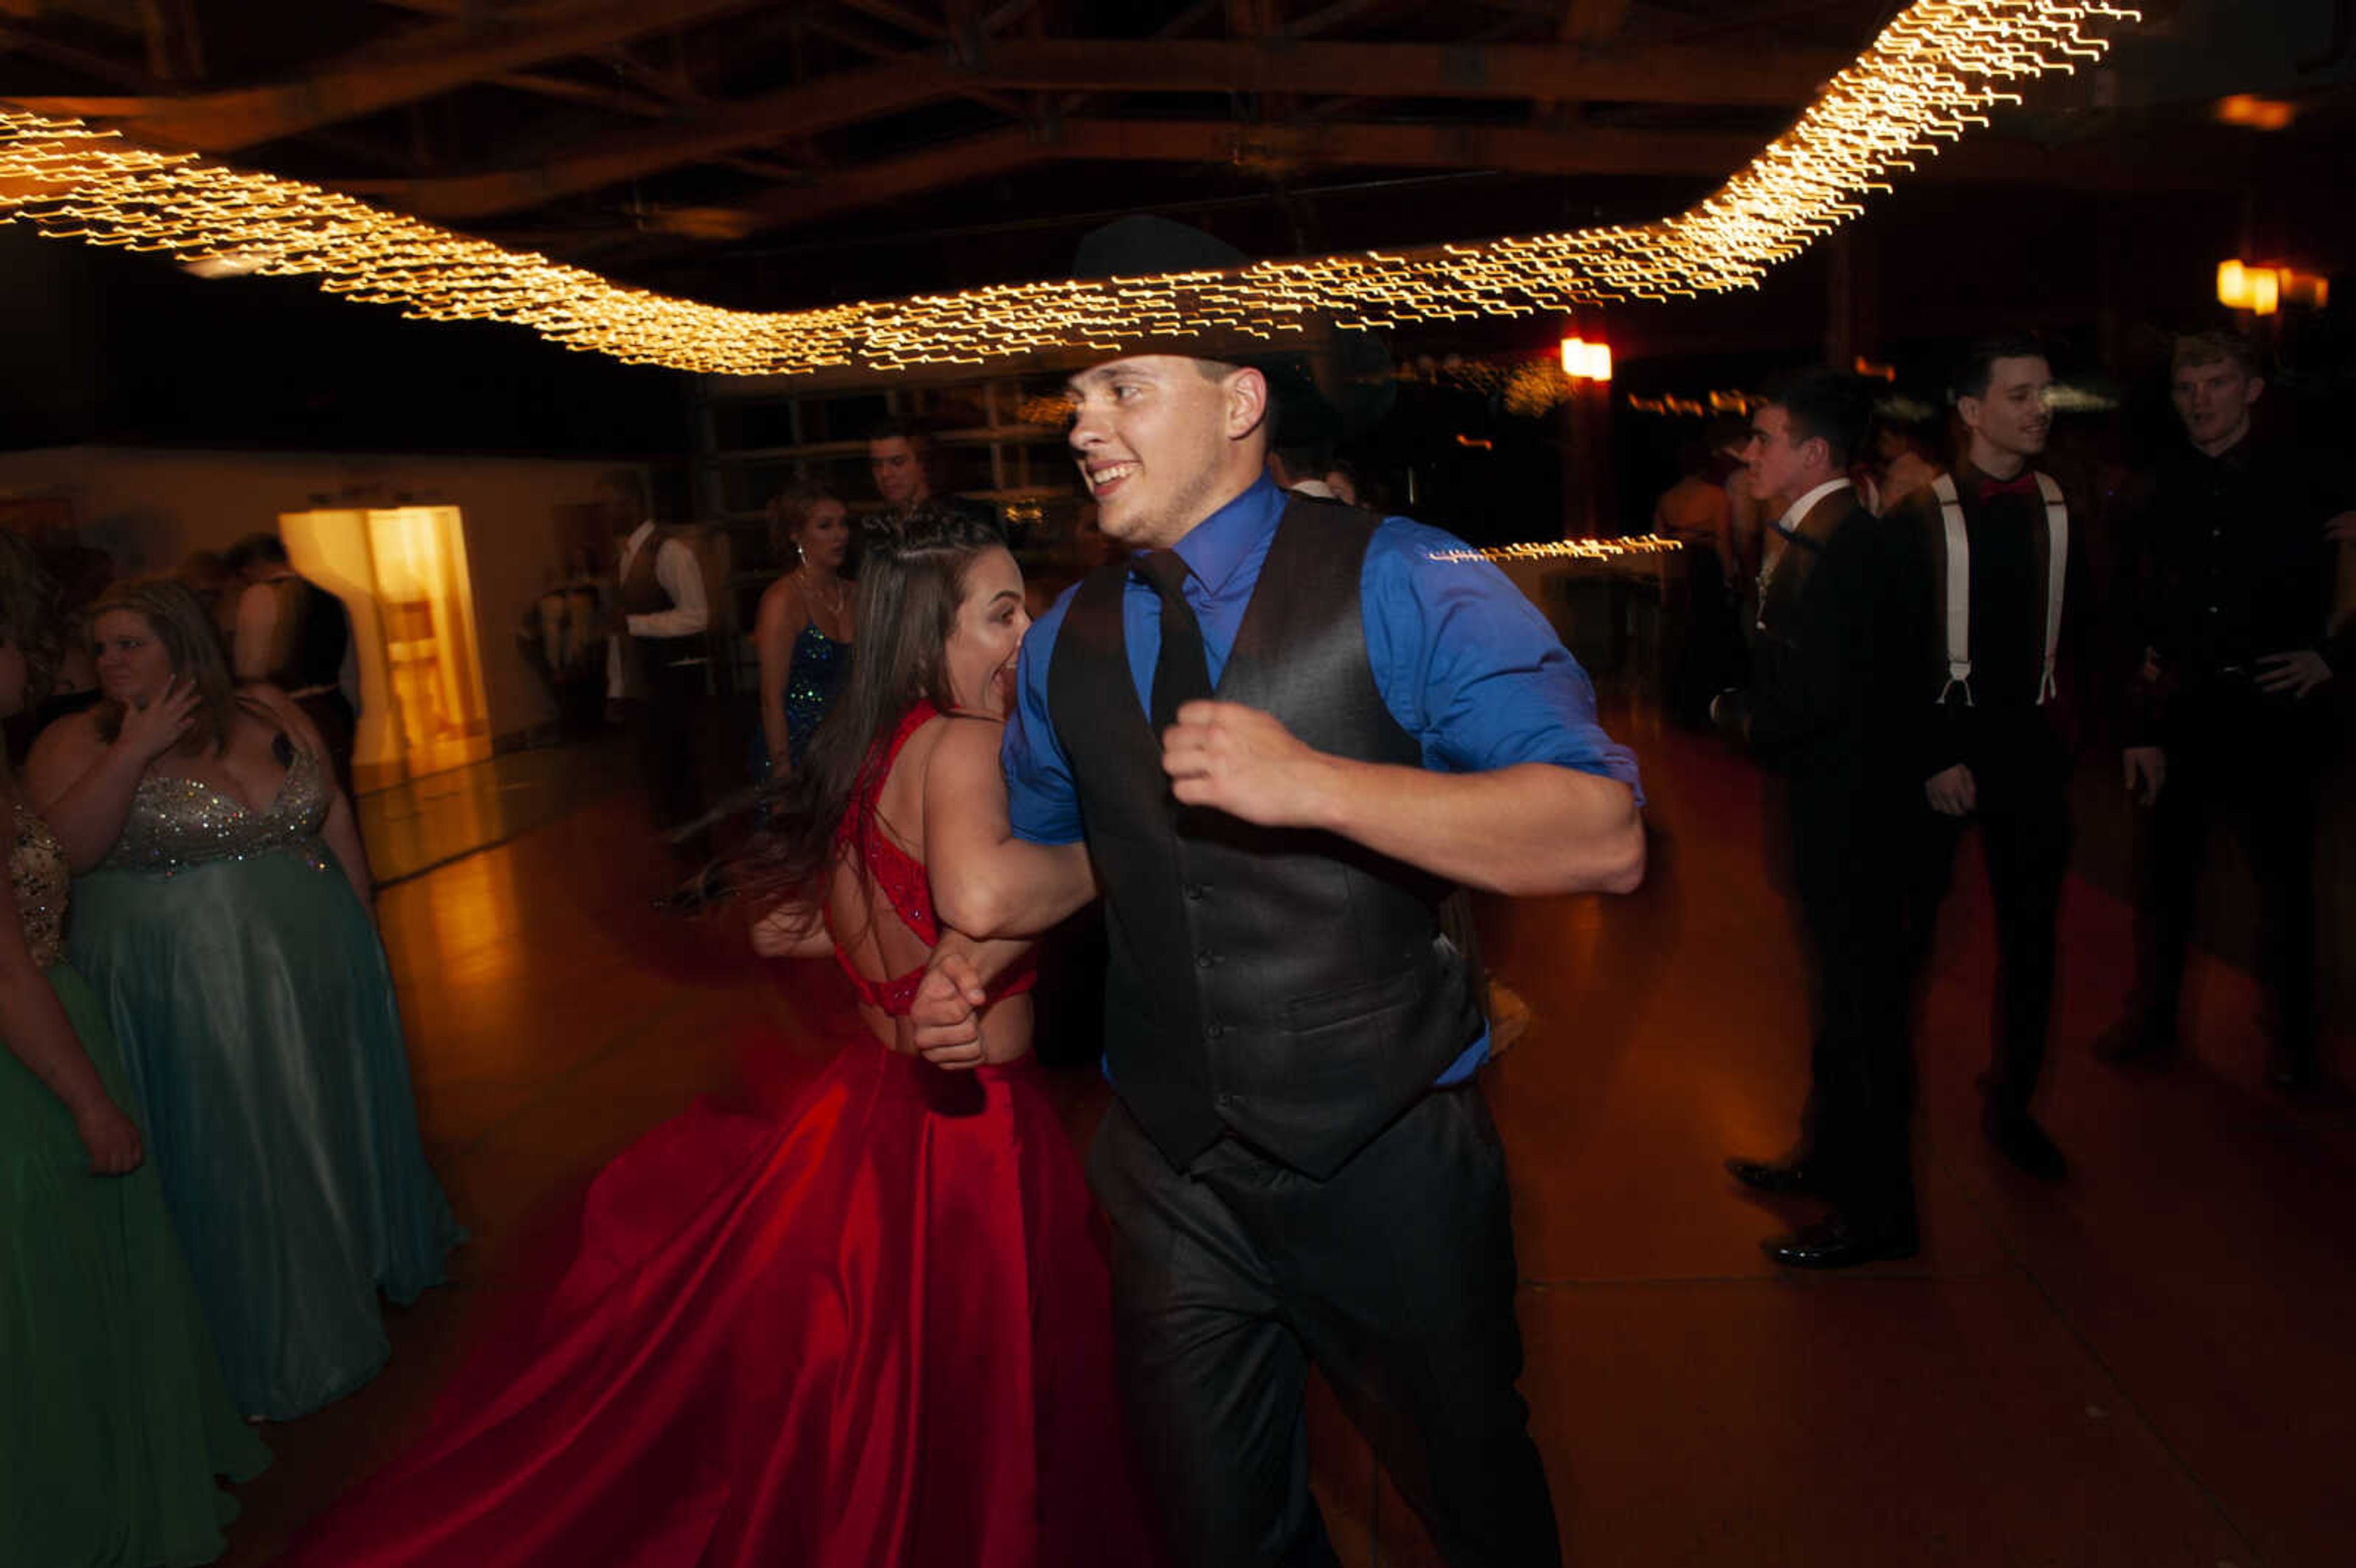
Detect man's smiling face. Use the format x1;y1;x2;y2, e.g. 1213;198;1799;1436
1067;355;1263;552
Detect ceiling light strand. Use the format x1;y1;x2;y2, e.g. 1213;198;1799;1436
0;1;2135;378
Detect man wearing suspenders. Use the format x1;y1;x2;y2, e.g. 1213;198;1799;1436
1888;336;2079;1182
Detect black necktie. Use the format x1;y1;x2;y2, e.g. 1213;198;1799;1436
1135;550;1211;732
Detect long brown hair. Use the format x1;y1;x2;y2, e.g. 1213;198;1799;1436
0;530;62;712
733;503;1006;909
88;577;237;755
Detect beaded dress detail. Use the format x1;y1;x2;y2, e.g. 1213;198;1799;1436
102;745;332;876
11;801;67;967
783;619;852;766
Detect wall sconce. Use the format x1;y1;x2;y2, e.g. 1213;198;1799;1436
2214;94;2296;131
2219;259;2330;316
1559;336;1612;381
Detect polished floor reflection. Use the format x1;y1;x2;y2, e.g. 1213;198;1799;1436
216;717;2351;1567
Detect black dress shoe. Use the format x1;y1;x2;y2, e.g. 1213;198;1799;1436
1981;1104;2067;1181
1762;1216;1919;1270
1725;1155;1825;1196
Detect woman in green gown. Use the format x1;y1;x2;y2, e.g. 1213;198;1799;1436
26;577;463;1422
0;536;269;1565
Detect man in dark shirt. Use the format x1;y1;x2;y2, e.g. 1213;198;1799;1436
2100;331;2355;1090
1715;367;1920;1267
1887;336;2085;1182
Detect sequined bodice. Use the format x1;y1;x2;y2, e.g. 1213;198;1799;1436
10;801;69;969
101;747;333;876
783;620;851;766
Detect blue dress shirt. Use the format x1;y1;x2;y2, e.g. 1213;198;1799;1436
1004;476;1644;1083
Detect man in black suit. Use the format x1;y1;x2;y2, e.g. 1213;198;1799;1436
1717;367;1920;1267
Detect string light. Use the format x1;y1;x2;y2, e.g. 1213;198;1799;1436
1447;537;1686;564
0;1;2135;379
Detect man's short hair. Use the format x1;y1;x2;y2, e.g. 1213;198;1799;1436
2172;329;2262;379
221;531;288;574
866;416;933;450
1759;367;1872;471
1952;333;2049;403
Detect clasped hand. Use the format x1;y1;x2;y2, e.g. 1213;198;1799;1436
907;951;988;1071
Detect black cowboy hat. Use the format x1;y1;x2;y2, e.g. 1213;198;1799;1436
1069;215;1392;446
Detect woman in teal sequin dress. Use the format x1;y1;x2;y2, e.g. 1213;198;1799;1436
752;485;855;781
0;540;268;1565
27;578;463;1422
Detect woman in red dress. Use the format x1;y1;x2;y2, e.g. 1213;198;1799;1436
288;507;1153;1568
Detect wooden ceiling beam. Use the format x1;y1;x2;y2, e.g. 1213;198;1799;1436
637;115;2264;246
973;37;1844;105
704;117;1762;233
341;52;965;215
323;36;1842;219
10;0;772;150
494;67;678;116
137;0;207;82
833;0;946;40
1558;0;1631;42
799;10;1028;120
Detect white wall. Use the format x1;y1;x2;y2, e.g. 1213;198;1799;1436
0;446;635;747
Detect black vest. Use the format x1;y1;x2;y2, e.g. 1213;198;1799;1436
1047;497;1482;1178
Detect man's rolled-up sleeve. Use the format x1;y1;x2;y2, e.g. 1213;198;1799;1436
1002;593;1087;846
1363;520;1644;804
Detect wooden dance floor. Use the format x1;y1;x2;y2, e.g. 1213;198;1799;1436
217;712;2353;1567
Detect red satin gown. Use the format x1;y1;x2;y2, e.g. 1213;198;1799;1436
288;704;1157;1568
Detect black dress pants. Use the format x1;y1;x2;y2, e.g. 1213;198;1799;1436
631;638;707;834
2135;698;2324;1058
1088;1088;1560;1568
1898;739;2073;1112
1789;785;1914;1229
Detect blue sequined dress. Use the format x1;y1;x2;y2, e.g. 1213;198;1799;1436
755;618;852;781
68;747;464;1420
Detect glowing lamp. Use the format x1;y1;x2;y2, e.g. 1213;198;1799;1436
1559;337;1612;380
2215;94;2295;132
2250;268;2280;316
2217;259;2251;309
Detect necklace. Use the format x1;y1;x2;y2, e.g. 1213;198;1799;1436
800;567;847;621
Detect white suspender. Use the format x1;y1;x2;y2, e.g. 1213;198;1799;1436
1930;472;1974;706
1929;471;2069;707
2033;472;2068;704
